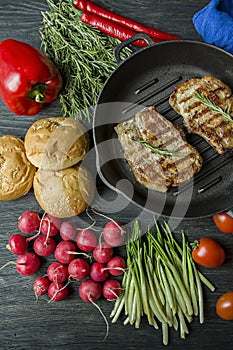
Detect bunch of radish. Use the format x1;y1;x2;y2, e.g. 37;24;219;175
4;209;126;307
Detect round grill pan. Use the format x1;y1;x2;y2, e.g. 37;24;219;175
93;34;233;218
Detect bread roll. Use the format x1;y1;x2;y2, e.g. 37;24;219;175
33;164;94;218
0;135;36;200
24;117;89;170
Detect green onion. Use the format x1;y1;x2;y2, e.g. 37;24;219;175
187;248;199;316
158;258;175;314
110;219;215;345
198;271;215;292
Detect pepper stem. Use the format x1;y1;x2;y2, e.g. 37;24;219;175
28;83;46;103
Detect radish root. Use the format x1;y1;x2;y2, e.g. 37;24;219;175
106;288;121;300
48;280;70;303
0;261;16;270
89;294;109;339
67;251;92;261
75;208;100;232
91;208;125;234
27;211;47;242
102;267;126;273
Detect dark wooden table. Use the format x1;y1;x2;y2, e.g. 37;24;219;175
0;1;232;349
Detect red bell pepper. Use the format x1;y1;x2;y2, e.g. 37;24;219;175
0;39;62;116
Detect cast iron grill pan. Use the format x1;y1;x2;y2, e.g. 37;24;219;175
93;38;233;218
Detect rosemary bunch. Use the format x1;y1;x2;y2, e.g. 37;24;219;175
40;0;129;121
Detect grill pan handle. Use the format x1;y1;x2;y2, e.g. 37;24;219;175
114;33;155;64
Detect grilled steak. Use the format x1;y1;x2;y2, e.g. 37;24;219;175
169;75;233;154
114;106;203;192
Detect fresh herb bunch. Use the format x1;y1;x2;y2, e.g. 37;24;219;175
40;0;130;121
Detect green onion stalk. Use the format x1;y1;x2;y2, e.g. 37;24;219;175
110;220;215;345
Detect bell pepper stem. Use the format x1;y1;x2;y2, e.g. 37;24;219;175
28;83;46;103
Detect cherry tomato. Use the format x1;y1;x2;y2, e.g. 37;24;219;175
216;291;233;320
213;212;233;234
191;237;225;268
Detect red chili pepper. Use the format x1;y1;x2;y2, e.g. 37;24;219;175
74;0;181;41
81;12;160;47
0;39;62;116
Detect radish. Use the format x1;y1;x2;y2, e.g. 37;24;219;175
103;221;125;247
106;256;126;276
0;252;40;276
90;209;125;246
79;279;109;338
68;258;90;280
76;229;97;252
18;210;40;234
79;279;102;303
33;236;56;257
16;252;40;276
47;262;69;284
48;282;69;302
33;276;50;296
8;233;28;255
93;242;113;263
90;262;109;282
60;221;77;241
41;215;61;237
102;279;121;300
54;241;77;264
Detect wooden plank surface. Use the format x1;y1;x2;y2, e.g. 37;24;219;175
0;1;232;349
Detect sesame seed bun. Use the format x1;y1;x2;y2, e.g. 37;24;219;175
24;117;89;170
33;164;94;218
0;135;36;200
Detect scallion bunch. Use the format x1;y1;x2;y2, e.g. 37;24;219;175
110;220;215;345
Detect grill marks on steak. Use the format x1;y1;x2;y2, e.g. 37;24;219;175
114;106;203;192
169;75;233;154
114;117;168;192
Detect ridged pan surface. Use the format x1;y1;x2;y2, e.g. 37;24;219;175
93;40;233;218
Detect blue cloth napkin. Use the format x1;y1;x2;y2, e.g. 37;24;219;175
193;0;233;54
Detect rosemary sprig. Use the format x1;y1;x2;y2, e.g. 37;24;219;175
40;0;131;122
195;92;233;122
135;139;185;157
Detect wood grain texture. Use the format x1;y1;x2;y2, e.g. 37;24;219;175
0;1;232;349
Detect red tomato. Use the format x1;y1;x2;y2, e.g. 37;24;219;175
216;292;233;320
191;237;225;268
213;212;233;234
